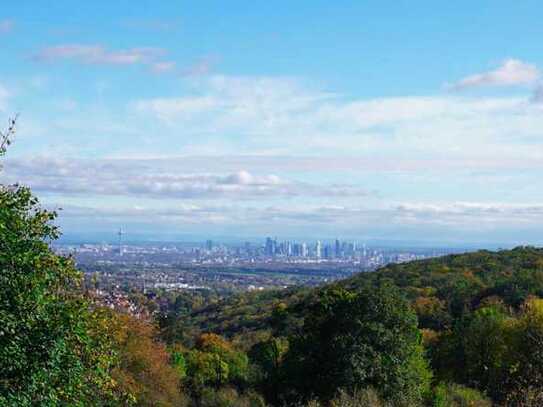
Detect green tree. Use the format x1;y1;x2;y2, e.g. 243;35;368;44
249;337;288;404
433;383;491;407
0;186;122;405
454;305;510;397
0;121;125;405
184;333;249;401
282;284;431;405
505;298;543;405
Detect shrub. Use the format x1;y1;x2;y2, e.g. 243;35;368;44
433;383;491;407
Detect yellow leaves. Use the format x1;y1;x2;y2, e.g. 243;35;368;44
518;296;543;331
437;265;451;274
522;296;543;316
196;333;233;353
413;296;445;316
535;258;543;270
108;313;186;406
421;328;440;347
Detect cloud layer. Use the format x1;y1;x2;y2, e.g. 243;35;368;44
2;157;368;200
129;74;543;162
33;44;167;66
6;47;543;242
56;201;543;243
450;59;540;90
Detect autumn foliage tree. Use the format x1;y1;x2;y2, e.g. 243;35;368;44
0;117;143;405
0;121;123;404
105;312;187;407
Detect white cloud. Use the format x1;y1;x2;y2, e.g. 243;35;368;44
32;44;166;66
0;20;14;34
130;74;543;161
2;157;368;199
531;85;543;104
8;71;543;242
133;96;218;122
32;44;209;76
55;201;543;241
150;61;176;73
449;59;540;90
182;55;219;77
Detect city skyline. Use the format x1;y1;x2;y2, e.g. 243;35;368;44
1;2;543;244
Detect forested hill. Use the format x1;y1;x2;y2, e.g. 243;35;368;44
155;246;543;405
346;246;543;325
176;246;543;341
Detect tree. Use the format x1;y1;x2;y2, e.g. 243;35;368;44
0;115;16;158
185;333;249;393
249;336;288;404
505;297;543;405
282;284;431;405
107;312;187;407
0;186;122;405
455;305;510;398
0;118;126;405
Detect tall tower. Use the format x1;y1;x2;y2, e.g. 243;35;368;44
265;237;273;256
301;242;308;258
335;239;341;258
315;240;322;259
286;241;292;257
206;239;213;252
117;228;124;256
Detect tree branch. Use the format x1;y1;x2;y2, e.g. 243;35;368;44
0;114;18;156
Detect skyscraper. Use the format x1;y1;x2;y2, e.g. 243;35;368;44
265;237;274;256
265;237;277;256
206;239;213;252
315;240;322;259
117;228;124;256
323;245;330;259
301;242;308;258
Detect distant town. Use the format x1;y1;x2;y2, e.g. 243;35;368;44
54;236;468;297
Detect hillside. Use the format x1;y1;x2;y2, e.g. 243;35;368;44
156;246;543;405
175;246;543;342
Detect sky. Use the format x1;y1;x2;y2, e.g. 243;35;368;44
1;1;543;245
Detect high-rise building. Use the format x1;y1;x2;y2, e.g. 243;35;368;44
205;239;213;251
323;244;332;259
301;242;308;258
117;228;124;256
315;240;322;259
265;237;274;256
335;239;341;258
265;237;277;256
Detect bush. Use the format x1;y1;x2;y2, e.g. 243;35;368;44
433;383;491;407
330;388;388;407
199;387;267;407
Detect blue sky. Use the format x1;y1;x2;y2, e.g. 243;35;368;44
1;1;543;244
